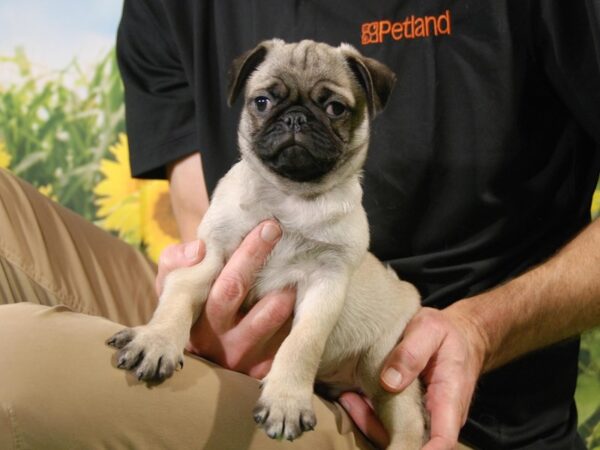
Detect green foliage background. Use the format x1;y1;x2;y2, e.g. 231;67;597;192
0;49;599;448
0;48;124;222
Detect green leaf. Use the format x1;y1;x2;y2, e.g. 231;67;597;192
11;151;47;175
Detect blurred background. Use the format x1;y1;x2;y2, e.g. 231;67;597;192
0;0;179;263
0;1;598;447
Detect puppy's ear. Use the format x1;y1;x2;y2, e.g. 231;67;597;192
341;45;397;117
228;40;279;106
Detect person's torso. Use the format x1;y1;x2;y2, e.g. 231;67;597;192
158;2;598;447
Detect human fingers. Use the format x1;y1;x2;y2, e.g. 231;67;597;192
422;436;458;450
420;371;467;450
237;287;295;344
339;392;389;449
233;287;296;378
155;240;206;296
382;307;481;450
421;400;462;450
423;338;480;450
188;287;294;377
380;308;445;393
204;220;282;333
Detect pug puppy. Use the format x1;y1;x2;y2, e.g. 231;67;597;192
108;39;427;449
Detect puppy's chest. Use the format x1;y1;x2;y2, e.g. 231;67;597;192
244;229;346;307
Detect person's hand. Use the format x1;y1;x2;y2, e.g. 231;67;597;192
340;306;487;450
156;220;296;379
155;238;206;296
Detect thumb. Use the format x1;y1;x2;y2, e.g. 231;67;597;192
155;240;206;295
380;308;444;393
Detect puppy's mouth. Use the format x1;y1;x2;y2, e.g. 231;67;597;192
251;104;345;183
255;134;340;182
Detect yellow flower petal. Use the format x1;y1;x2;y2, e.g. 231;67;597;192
104;200;142;244
140;181;180;263
592;190;600;220
0;141;11;169
94;133;180;260
38;184;58;201
94;133;143;239
94;134;141;214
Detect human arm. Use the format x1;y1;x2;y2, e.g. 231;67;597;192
342;218;600;449
153;152;208;295
166;153;209;242
449;217;600;373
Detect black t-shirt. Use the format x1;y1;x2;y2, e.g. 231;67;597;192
117;1;600;448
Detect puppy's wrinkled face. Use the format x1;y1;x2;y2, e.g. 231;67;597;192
245;47;365;183
229;40;395;193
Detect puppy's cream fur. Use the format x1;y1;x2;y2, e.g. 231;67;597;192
108;40;426;449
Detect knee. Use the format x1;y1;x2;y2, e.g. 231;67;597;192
0;303;70;328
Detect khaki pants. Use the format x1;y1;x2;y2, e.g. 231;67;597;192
0;168;371;450
0;169;471;450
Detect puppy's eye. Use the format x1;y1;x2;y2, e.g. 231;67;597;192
325;101;346;118
254;96;271;113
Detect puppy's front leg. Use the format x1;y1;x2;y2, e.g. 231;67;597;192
254;273;349;441
107;249;224;381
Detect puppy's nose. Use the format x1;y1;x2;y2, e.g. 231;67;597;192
282;110;308;132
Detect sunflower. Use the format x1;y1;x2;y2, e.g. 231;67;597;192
95;133;180;262
94;133;143;242
592;190;600;220
140;181;180;262
38;184;58;201
0;141;11;169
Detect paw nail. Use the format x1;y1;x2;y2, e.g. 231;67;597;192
253;407;268;424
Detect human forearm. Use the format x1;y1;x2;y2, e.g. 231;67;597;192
364;219;600;449
167;152;210;242
449;218;600;373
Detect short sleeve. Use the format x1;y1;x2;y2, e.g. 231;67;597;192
117;0;199;179
534;0;600;144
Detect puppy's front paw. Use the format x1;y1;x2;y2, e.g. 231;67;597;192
106;327;184;381
253;381;316;441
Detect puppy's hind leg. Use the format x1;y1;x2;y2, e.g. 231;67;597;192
374;382;427;450
107;250;224;381
357;338;427;450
